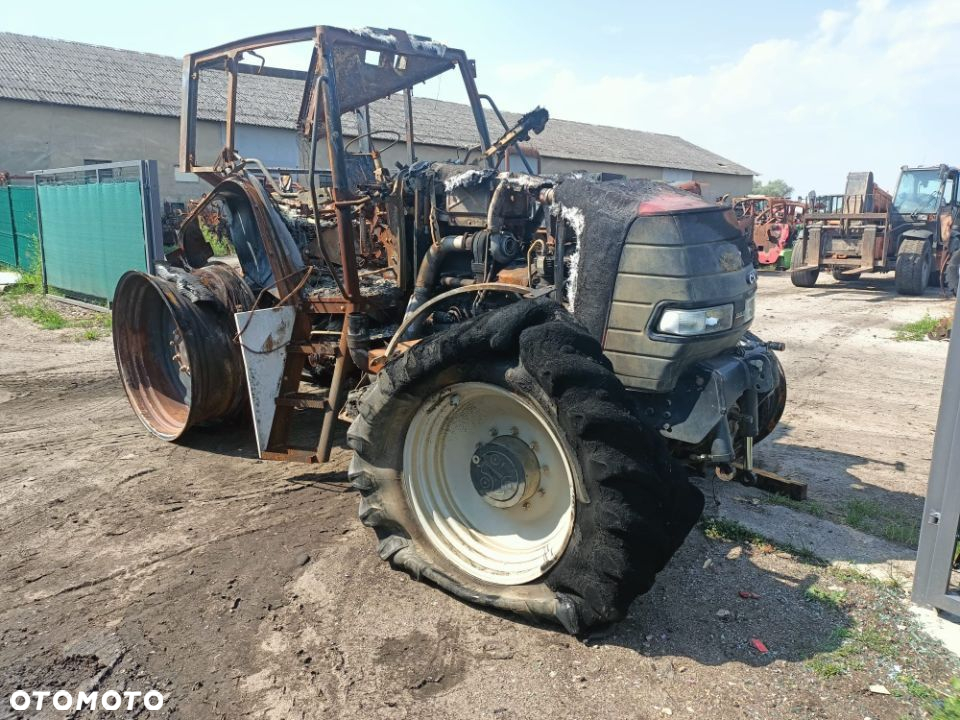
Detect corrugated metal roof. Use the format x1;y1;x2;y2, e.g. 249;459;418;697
0;32;754;176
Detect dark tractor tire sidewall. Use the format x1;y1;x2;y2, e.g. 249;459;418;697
945;251;960;297
347;299;704;632
790;238;819;288
895;239;932;296
738;333;786;451
831;268;860;282
756;349;787;445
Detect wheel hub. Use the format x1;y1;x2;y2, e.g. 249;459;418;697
470;435;540;508
403;381;576;585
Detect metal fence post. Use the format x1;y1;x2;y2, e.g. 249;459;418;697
32;173;48;293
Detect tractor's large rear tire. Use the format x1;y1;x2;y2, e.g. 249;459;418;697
895;239;932;296
790;237;819;288
347;299;704;633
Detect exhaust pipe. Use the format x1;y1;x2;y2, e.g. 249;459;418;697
112;269;252;441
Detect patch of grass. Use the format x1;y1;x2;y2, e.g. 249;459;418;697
9;299;66;329
857;626;898;658
765;495;827;518
809;656;846;678
827;565;905;593
931;679;960;720
74;311;112;331
700;517;825;565
2;235;44;297
5;293;110;337
902;675;941;703
844;499;920;547
895;312;951;341
805;585;847;609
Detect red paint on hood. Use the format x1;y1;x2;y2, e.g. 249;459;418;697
637;193;711;215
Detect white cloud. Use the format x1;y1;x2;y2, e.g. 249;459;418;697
482;0;960;195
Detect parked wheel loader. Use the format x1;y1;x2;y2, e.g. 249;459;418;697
111;26;787;633
792;168;960;294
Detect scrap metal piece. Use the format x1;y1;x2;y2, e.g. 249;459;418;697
235;306;297;457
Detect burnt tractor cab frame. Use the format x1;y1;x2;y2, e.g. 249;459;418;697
792;166;960;295
173;26;507;463
112;25;789;632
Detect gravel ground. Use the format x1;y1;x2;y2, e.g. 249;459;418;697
0;274;957;719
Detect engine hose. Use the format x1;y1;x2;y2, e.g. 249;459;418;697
400;234;474;340
386;282;531;359
486;178;510;233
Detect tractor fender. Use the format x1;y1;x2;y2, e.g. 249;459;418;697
900;228;934;242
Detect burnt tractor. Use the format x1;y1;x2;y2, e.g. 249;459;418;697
733;196;806;270
112;26;787;633
792;167;960;294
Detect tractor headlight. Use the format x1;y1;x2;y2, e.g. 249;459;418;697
743;294;756;323
658;304;734;336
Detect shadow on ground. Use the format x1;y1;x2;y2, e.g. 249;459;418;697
590;532;850;667
757;422;925;548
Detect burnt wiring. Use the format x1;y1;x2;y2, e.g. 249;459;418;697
232;266;315;355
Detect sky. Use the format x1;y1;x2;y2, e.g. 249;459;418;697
5;0;959;195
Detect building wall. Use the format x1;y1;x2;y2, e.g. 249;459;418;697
0;100;299;204
691;170;753;202
0;99;753;205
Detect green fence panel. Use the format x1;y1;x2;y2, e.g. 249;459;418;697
0;188;14;268
10;186;39;271
37;181;147;302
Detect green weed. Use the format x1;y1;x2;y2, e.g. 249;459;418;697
844;499;920;547
895;313;951;341
805;585;847;609
10;300;66;329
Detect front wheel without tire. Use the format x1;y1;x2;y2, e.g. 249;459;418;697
347;299;704;633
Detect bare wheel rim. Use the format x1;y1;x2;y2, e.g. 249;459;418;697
403;382;576;585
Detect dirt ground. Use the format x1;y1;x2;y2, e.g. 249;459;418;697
1;273;957;719
752;273;954;543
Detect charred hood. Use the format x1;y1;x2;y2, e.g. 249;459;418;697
553;177;748;339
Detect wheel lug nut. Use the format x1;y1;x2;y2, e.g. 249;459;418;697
449;394;460;406
510;426;519;436
471;455;481;465
522;501;530;510
489;427;498;437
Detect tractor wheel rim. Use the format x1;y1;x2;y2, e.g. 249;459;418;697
403;382;576;585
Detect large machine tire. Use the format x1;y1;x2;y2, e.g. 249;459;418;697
831;268;860;282
756;345;787;445
790;238;819;288
945;251;960;297
895;238;932;296
347;298;704;633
